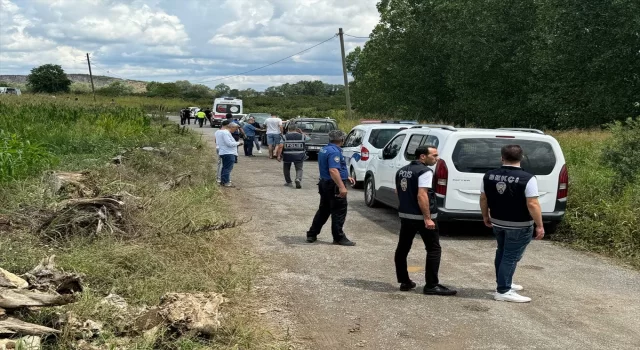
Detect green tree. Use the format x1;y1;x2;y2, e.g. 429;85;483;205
214;83;231;97
26;64;72;93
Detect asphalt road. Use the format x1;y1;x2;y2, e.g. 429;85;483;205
171;116;640;350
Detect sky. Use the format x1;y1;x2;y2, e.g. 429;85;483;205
0;0;379;90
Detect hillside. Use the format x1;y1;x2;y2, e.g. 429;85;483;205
0;74;148;93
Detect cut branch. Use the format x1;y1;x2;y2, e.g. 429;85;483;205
0;317;60;336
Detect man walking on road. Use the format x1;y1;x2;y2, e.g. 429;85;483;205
215;122;242;187
242;116;264;156
306;130;356;246
480;145;544;303
280;124;310;188
394;146;457;296
264;113;283;160
196;109;206;128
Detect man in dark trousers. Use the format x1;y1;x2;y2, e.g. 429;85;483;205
280;124;310;188
204;108;213;127
394;145;457;296
306;130;356;246
480;145;544;303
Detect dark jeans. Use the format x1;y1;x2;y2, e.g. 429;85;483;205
244;136;255;156
283;161;303;183
494;226;533;293
198;118;205;127
394;219;442;288
307;179;348;241
220;154;235;184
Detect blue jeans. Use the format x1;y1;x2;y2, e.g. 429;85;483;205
494;226;533;293
220;154;235;184
267;133;282;146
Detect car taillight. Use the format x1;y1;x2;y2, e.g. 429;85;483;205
434;159;448;196
558;164;568;200
360;146;370;161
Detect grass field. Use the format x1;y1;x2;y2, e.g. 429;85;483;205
0;95;289;349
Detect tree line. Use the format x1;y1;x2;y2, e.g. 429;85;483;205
346;0;640;129
6;64;345;101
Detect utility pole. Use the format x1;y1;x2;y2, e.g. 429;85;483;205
86;53;96;102
338;28;352;118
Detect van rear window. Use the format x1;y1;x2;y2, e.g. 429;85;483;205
452;139;556;175
368;129;402;149
216;104;241;114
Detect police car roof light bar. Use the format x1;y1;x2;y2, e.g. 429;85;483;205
410;124;457;131
496;128;545;135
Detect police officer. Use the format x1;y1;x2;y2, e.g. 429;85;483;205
480;144;544;303
306;130;356;246
281;124;310;188
394;145;457;296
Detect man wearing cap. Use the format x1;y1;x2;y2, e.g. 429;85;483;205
306;130;356;246
394;145;457;296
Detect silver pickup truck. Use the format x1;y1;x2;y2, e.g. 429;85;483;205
284;117;338;155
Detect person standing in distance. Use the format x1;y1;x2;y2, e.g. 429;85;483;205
306;130;356;246
214;120;230;184
280;124;311;188
480;144;544;303
264;113;283;160
242;116;265;157
394;146;457;296
215;122;243;187
196;109;206;128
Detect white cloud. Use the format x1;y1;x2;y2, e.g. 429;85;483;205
0;0;379;89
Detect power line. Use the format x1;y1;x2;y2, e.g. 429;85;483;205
343;33;370;39
196;34;338;84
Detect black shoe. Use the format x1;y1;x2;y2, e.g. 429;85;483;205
333;238;356;246
400;281;417;291
306;236;317;243
423;284;457;296
295;179;301;189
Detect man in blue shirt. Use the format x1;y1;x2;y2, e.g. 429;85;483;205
306;130;356;246
242;116;264;156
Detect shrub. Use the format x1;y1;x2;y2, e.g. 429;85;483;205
601;117;640;190
0;130;57;182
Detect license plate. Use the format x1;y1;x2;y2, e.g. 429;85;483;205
308;146;320;150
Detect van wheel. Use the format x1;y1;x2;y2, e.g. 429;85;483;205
350;167;362;189
544;223;559;235
364;176;378;208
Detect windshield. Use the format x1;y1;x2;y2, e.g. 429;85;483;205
296;121;336;133
368;129;403;149
452;138;557;175
250;114;270;124
216;104;241;114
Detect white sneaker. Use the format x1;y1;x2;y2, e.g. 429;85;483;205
511;283;523;291
258;150;263;154
494;290;531;303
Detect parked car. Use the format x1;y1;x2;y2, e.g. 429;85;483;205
0;87;21;96
283;117;338;156
239;113;270;145
342;120;418;188
364;126;568;233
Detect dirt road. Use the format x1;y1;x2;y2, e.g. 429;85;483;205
171;117;640;350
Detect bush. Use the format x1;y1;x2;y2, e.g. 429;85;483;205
601;117;640;190
0;131;57;182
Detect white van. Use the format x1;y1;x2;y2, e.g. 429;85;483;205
364;126;568;233
212;97;243;127
0;87;22;96
343;120;417;188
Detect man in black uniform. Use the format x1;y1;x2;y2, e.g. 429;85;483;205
204;108;213;127
480;145;544;303
280;124;311;188
306;130;356;246
395;145;457;296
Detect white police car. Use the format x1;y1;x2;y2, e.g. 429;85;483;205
342;120;417;188
364;126;568;233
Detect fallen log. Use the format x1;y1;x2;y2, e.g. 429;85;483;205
0;317;59;336
0;268;28;289
0;288;76;309
22;256;84;294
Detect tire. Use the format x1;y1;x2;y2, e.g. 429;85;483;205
350;167;362;189
364;176;379;208
544;222;559;235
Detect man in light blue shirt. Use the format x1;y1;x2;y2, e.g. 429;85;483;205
242;116;264;156
215;122;242;187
